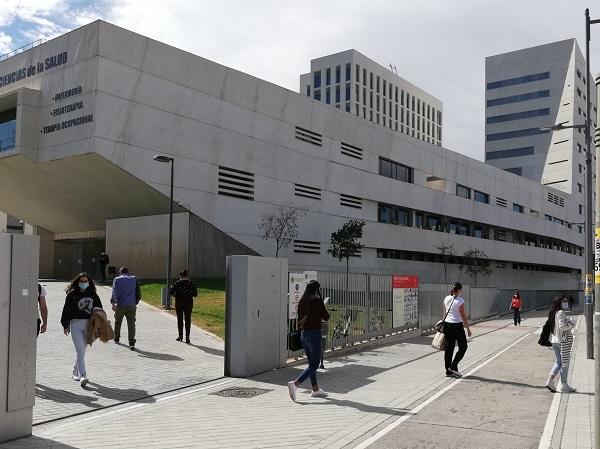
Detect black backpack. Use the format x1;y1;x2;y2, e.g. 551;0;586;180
538;319;553;347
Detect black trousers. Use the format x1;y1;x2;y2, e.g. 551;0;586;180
444;322;468;371
512;307;521;325
175;298;193;338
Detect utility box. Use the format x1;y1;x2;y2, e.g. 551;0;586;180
225;256;288;377
0;234;39;443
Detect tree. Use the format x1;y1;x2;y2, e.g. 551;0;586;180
435;243;455;285
458;247;492;286
258;206;306;257
327;219;366;280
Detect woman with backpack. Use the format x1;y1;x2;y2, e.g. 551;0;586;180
287;280;330;401
60;272;103;387
442;282;472;378
545;294;576;393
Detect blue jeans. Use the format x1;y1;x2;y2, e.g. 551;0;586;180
296;330;322;387
551;343;568;383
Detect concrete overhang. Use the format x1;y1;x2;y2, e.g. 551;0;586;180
0;153;183;233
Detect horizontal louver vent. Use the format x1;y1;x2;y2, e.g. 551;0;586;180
496;197;507;208
294;183;322;200
295;126;322;146
547;192;565;207
294;240;321;254
340;193;363;209
218;166;254;200
340;142;364;160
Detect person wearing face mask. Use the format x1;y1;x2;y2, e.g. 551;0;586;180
544;294;576;393
60;272;103;387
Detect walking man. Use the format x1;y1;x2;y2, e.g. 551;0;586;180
99;251;110;282
169;270;198;344
510;291;522;326
111;267;141;350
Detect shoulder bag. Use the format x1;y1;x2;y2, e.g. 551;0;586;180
431;296;456;351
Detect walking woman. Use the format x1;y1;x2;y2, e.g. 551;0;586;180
545;294;576;393
60;272;103;387
287;280;330;401
169;270;198;344
443;282;472;378
510;291;522;326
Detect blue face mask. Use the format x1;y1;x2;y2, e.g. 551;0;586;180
79;282;89;290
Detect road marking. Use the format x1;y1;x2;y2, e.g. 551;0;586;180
537;315;582;449
353;329;537;449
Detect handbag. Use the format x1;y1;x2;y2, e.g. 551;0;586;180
431;296;456;351
288;329;302;351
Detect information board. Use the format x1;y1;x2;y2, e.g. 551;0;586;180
288;271;318;319
392;275;419;328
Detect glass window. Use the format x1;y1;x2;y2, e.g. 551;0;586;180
345;102;350;112
378;204;391;223
335;85;340;103
382;79;386;96
370;72;373;89
474;190;490;204
325;87;331;104
355;64;360;83
335;65;341;84
0;108;16;153
486;90;550;107
513;203;524;213
314;90;321;101
486;108;550;124
326;68;331;86
376;76;380;93
426;215;442;231
345;83;351;102
457;223;469;236
363;68;367;86
579;204;583;214
487;71;550;90
379;157;413;183
346;63;351;81
314;71;321;89
456;184;471;199
486;128;541;141
486;146;534;160
415;213;423;228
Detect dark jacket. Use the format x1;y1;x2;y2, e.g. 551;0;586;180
60;288;103;329
297;294;330;331
169;279;198;302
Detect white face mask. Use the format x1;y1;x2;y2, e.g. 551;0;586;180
561;302;569;310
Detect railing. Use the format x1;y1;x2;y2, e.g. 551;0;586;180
0;39;44;62
287;270;581;359
0;136;15;152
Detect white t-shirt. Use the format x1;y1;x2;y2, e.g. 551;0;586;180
443;295;464;323
39;284;47;298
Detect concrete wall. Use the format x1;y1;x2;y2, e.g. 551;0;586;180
0;234;39;443
36;226;54;278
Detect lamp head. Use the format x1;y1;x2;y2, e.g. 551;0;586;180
153;155;173;163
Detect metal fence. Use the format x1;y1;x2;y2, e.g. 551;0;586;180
287;270;581;357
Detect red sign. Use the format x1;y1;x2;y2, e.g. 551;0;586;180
392;275;419;289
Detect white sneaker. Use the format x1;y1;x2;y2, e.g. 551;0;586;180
287;381;297;402
558;383;576;393
311;389;328;398
80;376;89;387
544;375;557;392
72;374;81;381
448;368;462;378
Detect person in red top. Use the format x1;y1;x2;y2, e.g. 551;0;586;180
510;291;522;326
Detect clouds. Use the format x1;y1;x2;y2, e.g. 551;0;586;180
3;0;599;160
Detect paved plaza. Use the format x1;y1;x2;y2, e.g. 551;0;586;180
1;301;594;449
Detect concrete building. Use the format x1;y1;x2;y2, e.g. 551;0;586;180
300;50;443;146
485;39;598;201
0;21;584;289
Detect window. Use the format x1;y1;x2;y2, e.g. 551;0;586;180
486;128;542;141
335;85;340;103
486;146;534;160
487;71;550;90
378;203;411;226
363;68;367;86
383;79;386;96
376;76;380;93
579;164;583;173
456;184;471;199
325;87;331;104
345;83;351;102
306;85;310;96
325;68;331;85
474;190;490;204
486;90;550;107
577;87;582;97
0;108;16;153
370;72;373;89
314;71;321;89
513;203;524;213
356;64;360;83
335;65;340;84
579;204;583;214
345;102;350;112
486;108;550;124
578;183;582;193
314;89;321;101
379;157;413;183
346;63;351;81
504;167;522;175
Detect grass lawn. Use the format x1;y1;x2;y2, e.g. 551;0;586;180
139;278;225;339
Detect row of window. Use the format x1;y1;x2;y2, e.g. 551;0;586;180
313;64;352;88
487;71;550;90
486;127;542;142
376;248;577;274
376;203;581;254
486;90;550;107
486;146;534;161
486;108;550;124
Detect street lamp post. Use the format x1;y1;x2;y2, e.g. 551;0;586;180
153;155;175;310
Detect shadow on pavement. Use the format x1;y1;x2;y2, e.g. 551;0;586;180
320;397;414;416
128;347;184;361
36;384;101;408
84;382;157;403
0;436;80;449
464;375;543;389
186;343;225;356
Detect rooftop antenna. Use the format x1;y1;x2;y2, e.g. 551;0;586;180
389;64;397;75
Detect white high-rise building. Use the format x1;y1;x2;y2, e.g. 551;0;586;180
300;50;443;146
485;39;598;201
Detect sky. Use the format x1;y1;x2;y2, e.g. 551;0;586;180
1;0;599;161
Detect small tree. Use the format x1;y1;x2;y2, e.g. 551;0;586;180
328;219;366;293
458;247;492;286
258;206;306;257
435;243;455;285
